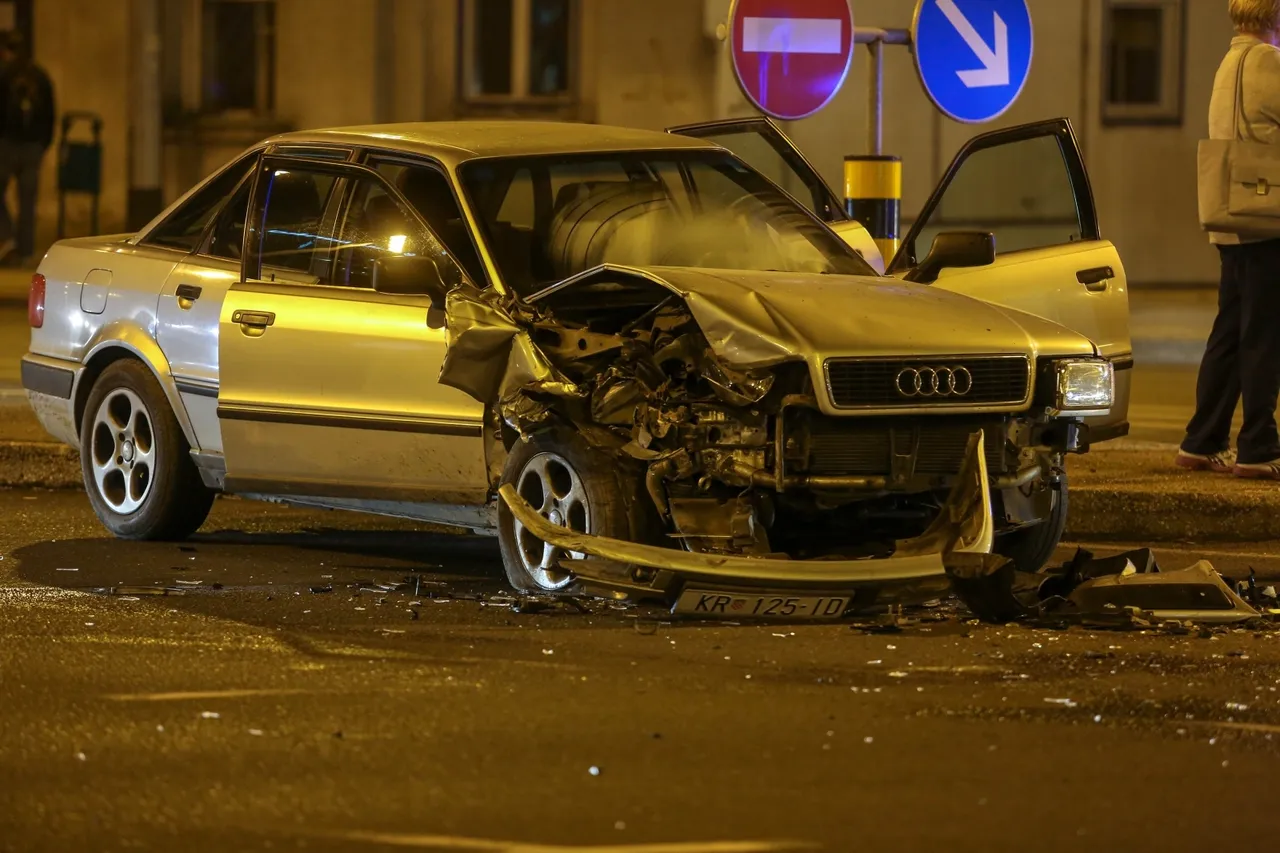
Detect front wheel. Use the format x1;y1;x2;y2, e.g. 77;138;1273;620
993;475;1069;574
496;429;650;594
80;360;215;540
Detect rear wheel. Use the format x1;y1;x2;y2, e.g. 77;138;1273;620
80;360;214;540
497;429;648;594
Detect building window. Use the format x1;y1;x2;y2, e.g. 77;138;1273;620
460;0;575;103
1102;0;1184;126
202;0;276;114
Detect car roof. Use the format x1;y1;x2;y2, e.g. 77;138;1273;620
267;121;723;165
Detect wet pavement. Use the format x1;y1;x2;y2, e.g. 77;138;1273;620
3;490;1280;851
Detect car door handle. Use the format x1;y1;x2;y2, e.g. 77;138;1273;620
231;310;275;337
1077;266;1114;292
175;284;202;310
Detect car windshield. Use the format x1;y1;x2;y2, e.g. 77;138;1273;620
458;151;877;296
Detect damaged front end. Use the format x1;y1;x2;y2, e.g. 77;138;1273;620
498;430;998;608
439;267;1010;616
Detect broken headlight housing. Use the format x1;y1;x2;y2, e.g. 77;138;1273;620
1053;359;1114;415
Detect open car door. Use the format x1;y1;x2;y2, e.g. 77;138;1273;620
667;118;885;272
886;119;1131;444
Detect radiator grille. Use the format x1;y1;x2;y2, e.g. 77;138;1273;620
805;419;1008;477
824;356;1031;410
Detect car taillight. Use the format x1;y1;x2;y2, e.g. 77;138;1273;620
28;273;45;328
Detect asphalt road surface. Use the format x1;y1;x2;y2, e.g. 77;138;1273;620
4;295;1279;851
4;490;1280;852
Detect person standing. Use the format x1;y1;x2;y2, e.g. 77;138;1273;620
1180;0;1280;479
0;30;54;267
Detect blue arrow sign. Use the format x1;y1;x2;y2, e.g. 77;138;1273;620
912;0;1033;123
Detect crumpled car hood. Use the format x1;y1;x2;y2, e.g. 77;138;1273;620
530;265;1097;371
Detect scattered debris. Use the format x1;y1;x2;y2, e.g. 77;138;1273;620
106;586;183;597
988;548;1274;628
309;585;334;594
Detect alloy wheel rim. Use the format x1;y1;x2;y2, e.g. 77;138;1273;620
512;452;590;591
90;388;156;515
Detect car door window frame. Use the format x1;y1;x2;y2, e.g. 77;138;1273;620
667;117;848;223
242;154;476;291
888;119;1100;275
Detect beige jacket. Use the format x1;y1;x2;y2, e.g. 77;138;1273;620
1208;36;1280;245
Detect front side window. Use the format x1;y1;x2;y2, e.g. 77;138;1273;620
461;0;575;102
251;167;342;281
249;163;469;290
371;160;487;285
330;174;468;290
459;152;875;296
145;154;257;252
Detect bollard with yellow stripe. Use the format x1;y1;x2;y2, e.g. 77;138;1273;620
844;155;902;263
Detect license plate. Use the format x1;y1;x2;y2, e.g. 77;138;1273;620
673;590;851;620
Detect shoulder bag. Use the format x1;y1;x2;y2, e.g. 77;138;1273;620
1198;45;1280;235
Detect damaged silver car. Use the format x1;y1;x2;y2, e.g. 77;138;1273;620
21;118;1131;620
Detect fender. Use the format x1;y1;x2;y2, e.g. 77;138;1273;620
74;320;199;449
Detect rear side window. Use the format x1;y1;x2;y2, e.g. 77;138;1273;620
205;175;253;261
145;154;257;252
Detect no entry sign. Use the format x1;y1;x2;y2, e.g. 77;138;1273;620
729;0;855;121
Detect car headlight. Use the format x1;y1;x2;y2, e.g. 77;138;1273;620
1054;359;1114;412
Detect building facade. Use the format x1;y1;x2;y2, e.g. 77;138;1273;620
21;0;1228;285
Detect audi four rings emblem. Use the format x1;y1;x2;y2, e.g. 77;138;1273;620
895;366;974;398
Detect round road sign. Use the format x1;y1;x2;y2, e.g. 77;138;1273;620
912;0;1034;124
729;0;855;121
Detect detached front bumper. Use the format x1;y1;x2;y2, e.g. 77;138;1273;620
498;432;1003;610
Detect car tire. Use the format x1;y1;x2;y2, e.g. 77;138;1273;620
993;475;1069;574
79;360;215;541
497;429;650;594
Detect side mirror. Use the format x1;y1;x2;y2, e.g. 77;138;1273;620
903;231;995;284
371;254;450;307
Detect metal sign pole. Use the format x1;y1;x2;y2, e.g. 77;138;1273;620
852;27;911;157
846;27;911;261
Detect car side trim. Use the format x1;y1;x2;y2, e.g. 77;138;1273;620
20;357;75;399
225;478;481;505
175;379;220;399
216;401;485;437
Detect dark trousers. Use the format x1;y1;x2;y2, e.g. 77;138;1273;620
1183;240;1280;464
0;140;45;258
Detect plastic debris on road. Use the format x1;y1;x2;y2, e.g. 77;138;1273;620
979;548;1272;628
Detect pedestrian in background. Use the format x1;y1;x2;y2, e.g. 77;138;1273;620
0;30;54;268
1180;0;1280;479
